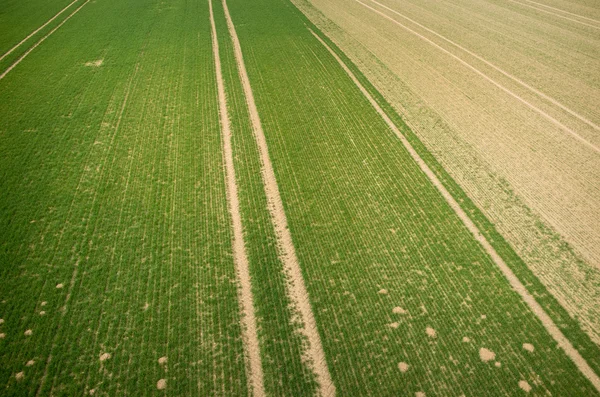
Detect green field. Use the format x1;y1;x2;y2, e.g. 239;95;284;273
1;0;599;395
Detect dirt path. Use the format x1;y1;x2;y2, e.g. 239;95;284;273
354;0;600;154
0;0;90;81
208;0;265;395
221;1;335;395
0;0;80;63
368;0;600;132
311;30;600;393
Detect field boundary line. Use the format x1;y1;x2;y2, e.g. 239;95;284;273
209;0;265;394
368;0;600;131
0;0;90;81
221;0;336;395
508;0;600;29
310;29;600;392
0;0;80;63
519;0;600;24
353;0;600;154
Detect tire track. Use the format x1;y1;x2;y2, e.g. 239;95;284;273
507;0;600;29
368;0;600;132
0;0;80;63
208;0;265;395
519;0;600;24
353;0;600;154
0;0;90;81
311;29;600;393
221;0;335;395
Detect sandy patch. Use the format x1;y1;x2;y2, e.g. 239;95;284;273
24;329;32;336
519;380;532;392
462;337;470;343
84;59;103;67
479;348;496;362
41;302;47;306
495;361;502;367
398;362;409;372
0;333;5;339
0;319;4;324
388;322;399;329
26;360;35;367
426;327;436;338
56;284;64;289
40;311;46;316
15;372;24;381
158;356;167;365
523;343;534;352
415;392;425;397
143;303;149;311
89;389;95;395
157;379;166;390
378;289;388;295
392;306;407;314
99;353;111;362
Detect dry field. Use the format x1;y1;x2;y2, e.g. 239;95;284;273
1;0;599;395
293;0;600;344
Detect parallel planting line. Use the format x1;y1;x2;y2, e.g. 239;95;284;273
0;0;80;62
0;0;90;81
355;0;600;154
508;0;600;29
221;0;335;395
208;0;265;394
368;0;600;132
311;29;600;393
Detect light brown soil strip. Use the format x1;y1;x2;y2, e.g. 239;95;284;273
221;1;336;395
311;30;600;393
508;0;600;29
0;0;80;63
0;0;90;81
354;0;600;154
208;0;265;395
520;0;600;23
368;0;600;131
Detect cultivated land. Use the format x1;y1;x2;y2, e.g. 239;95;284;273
1;0;599;396
293;0;600;345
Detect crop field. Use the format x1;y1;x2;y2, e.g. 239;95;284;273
0;0;599;395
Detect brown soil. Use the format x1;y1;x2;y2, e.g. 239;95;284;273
479;348;496;362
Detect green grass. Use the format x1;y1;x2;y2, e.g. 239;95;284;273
0;0;247;394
